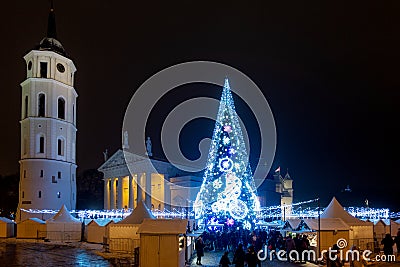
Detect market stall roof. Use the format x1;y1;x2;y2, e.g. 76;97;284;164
320;197;372;226
46;205;80;223
117;201;155;224
282;218;302;230
22;217;45;224
0;217;15;224
303;218;350;231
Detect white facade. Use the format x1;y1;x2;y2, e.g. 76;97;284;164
18;42;77;215
99;150;202;211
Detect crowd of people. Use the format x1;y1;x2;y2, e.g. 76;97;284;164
194;228;312;266
194;227;400;266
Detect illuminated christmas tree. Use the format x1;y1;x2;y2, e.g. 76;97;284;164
194;78;260;226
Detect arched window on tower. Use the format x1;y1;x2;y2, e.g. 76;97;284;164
57;138;64;156
58;98;65;120
38;93;45;117
24;95;28;118
39;136;45;153
38;191;42;198
40;62;48;78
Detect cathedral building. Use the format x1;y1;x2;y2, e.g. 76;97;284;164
98;137;203;211
17;5;77;220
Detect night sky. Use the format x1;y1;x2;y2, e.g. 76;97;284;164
0;1;399;209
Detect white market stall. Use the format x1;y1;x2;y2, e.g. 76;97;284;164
321;197;374;250
0;217;15;238
106;201;155;252
86;219;115;244
46;205;82;242
138;219;188;267
302;218;350;253
17;217;46;239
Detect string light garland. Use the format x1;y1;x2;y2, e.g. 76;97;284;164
20;202;394;221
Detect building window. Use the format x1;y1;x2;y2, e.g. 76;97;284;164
57;139;64;156
24;95;28;118
40;170;43;178
58;171;61;179
40;62;48;78
52;176;57;183
22;191;24;198
72;174;75;182
38;93;45;117
24;170;26;178
38;191;41;198
39;136;45;153
57;192;61;198
72;104;75;124
58;98;65;119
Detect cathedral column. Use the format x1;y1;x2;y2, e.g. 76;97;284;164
129;175;134;209
163;174;170;211
137;173;143;204
117;177;123;209
110;178;116;209
104;178;110;210
145;172;152;209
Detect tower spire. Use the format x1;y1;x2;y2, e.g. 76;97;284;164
47;0;57;39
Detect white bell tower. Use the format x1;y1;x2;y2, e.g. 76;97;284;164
17;4;77;216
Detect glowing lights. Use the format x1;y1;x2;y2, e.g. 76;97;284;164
243;220;251;230
229;199;249;220
212;178;223;189
226;218;235;226
223;136;230;145
223;125;232;133
194;78;259;225
219;157;234;172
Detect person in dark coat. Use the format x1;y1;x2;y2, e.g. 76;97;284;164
219;251;231;267
326;244;342;267
394;229;400;257
245;245;258;267
196;236;205;265
233;243;246;267
285;235;296;262
381;233;394;257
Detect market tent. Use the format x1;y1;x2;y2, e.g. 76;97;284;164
86;220;107;244
118;201;155;224
106;201;154;252
17;218;46;239
46;205;81;242
301;218;350;252
321;197;373;249
303;218;350;231
0;217;15;238
282;218;302;231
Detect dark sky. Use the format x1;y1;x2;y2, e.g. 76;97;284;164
0;1;399;209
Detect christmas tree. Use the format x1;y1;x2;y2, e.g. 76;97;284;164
194;78;260;225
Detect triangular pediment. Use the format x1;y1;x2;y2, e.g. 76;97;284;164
98;149;147;171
